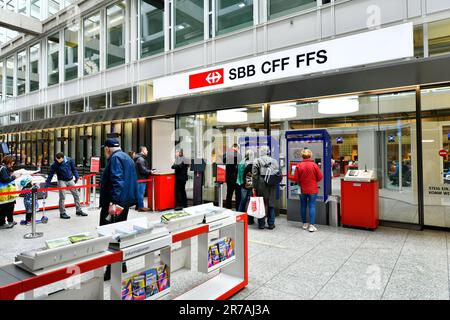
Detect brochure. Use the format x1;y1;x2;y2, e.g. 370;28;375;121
161;211;191;222
45;237;72;249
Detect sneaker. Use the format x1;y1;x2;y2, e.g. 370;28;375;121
258;225;265;230
76;211;88;217
6;222;15;228
0;224;13;229
302;223;309;230
60;213;71;219
8;221;17;226
308;225;317;232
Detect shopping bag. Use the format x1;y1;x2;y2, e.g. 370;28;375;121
247;194;266;219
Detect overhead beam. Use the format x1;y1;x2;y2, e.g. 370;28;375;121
0;8;43;36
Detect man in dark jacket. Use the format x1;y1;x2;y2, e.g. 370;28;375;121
134;146;154;212
222;144;242;210
45;152;87;219
171;149;189;208
99;138;138;226
100;138;138;281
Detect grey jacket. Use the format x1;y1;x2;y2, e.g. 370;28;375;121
252;156;278;207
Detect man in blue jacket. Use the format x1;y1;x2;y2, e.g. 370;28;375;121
100;138;138;281
99;138;138;226
45;152;88;219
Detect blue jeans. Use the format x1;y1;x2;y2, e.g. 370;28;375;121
239;188;253;224
300;194;318;225
137;182;147;209
259;206;275;227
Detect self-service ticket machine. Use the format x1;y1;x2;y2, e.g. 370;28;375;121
285;130;332;225
341;169;379;230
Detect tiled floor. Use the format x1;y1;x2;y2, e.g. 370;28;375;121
1;204;450;300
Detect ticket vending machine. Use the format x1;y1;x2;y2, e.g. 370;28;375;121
285;130;332;225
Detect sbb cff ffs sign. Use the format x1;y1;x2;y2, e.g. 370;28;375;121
189;69;224;89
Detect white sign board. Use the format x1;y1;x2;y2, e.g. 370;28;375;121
154;23;414;99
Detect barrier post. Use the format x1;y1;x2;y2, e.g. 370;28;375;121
24;188;43;239
88;175;97;211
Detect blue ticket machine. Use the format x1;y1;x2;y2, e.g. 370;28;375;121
285;130;332;225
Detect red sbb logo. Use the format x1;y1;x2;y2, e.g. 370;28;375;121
189;68;224;89
439;149;448;158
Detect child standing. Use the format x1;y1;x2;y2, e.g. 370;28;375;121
20;176;39;225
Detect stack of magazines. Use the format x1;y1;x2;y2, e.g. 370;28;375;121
45;233;96;249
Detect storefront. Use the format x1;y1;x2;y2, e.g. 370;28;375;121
2;23;450;229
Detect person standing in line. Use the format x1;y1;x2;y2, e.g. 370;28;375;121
0;156;19;229
223;143;242;211
252;146;279;230
127;150;136;160
99;138;138;280
237;149;255;224
172;149;190;208
134;146;154;212
44;152;87;219
294;149;323;233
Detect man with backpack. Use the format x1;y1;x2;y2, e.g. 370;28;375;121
252;145;281;230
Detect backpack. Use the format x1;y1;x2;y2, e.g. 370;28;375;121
259;157;282;187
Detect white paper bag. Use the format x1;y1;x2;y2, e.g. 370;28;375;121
247;196;266;219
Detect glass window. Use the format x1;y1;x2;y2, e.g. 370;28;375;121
268;0;316;20
48;33;60;86
0;61;3;100
34;107;45;120
83;12;101;75
53;102;65;116
5;57;13;99
140;0;165;58
428;18;450;57
111;88;132;107
17;50;26;96
30;0;41;19
29;44;40;92
9;113;19;124
216;0;253;36
123;122;133;153
18;0;28;15
88;94;106;111
174;0;204;48
64;25;79;81
107;1;126;68
414;25;424;58
48;0;61;16
70;99;84;114
21;110;31;122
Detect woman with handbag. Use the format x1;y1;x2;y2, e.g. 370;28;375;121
237;150;255;224
0;155;19;229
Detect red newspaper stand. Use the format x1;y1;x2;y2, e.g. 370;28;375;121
147;173;175;211
341;169;379;230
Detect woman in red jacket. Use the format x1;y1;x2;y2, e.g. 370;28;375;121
294;149;323;232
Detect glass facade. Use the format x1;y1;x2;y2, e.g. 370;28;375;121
88;93;106;111
69;98;84;114
47;33;60;86
216;0;253;36
48;0;60;16
64;25;79;81
140;0;165;58
174;0;204;48
268;0;316;20
106;1;126;68
428;18;450;57
5;57;13;99
29;44;40;92
0;62;2;99
83;12;101;75
17;50;27;95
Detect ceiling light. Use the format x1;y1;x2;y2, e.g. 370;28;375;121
238;2;245;7
217;109;248;123
264;103;297;119
318;96;359;115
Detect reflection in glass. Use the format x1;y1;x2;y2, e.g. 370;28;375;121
428;18;450;56
268;0;316;20
48;33;60;86
174;0;204;48
6;57;13;98
107;1;126;68
17;51;26;95
84;12;101;75
30;44;40;92
216;0;253;36
140;0;165;57
64;25;79;81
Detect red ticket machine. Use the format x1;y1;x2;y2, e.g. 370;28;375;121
147;173;176;211
341;170;379;230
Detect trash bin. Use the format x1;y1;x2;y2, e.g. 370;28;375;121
326;195;340;227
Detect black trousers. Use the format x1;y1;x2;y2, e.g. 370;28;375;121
0;202;15;225
99;205;130;226
175;180;188;208
225;181;241;211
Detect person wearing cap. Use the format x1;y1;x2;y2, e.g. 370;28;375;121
44;152;87;219
100;138;138;280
